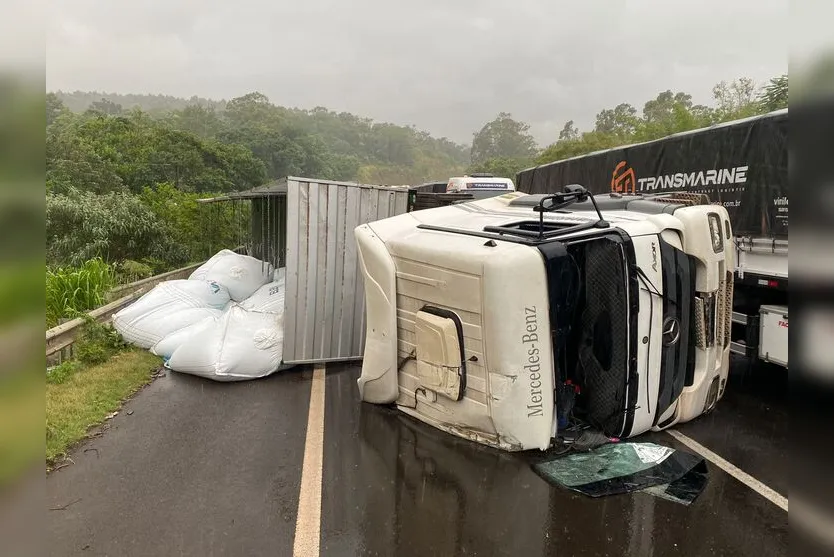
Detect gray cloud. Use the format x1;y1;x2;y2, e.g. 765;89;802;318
47;0;788;145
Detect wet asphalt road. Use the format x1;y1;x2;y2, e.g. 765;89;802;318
48;359;788;556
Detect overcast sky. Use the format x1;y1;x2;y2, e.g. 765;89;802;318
46;0;789;145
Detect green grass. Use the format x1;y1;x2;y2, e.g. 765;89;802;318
46;349;162;464
46;258;116;329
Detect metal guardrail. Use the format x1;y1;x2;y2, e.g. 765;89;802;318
45;261;205;365
106;262;205;300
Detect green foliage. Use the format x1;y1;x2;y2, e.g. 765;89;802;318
559;120;580;142
47;114;125;194
46;109;266;194
46;92;68;127
471;112;537;164
711;78;759;121
47;188;186;267
46;349;160;463
74;318;127;365
47;361;80;385
140;182;247;263
537;75;783;168
115;260;155;283
594;103;638;138
53;90;226;115
46;258;116;328
758;74;788;112
53;90;471;185
468;157;533;180
537;131;622;164
87;98;122;115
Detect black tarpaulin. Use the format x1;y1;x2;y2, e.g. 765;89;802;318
516;110;788;238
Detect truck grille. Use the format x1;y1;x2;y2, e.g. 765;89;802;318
716;272;733;347
694;294;717;349
694;274;733;350
694;297;707;349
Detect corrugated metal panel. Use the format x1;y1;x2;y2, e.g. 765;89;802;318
283;177;410;364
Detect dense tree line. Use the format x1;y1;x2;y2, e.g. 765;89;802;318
52;90;470;185
46;91;470;270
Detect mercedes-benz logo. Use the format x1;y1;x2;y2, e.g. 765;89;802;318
662;317;681;346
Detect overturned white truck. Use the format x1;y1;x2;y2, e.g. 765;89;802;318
354;186;734;451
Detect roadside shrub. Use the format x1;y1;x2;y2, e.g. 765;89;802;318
47;360;80;385
115;259;155;283
74;318;127;365
46;188;188;268
46;258;115;328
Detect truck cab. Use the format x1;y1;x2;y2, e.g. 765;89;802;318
354;187;734;451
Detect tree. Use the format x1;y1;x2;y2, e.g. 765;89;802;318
88;98;123;115
46;93;67;127
594;103;638;137
467;157;532;180
168;105;224;138
712;77;759;120
225;92;284;129
642;91;692;122
635;90;712;141
537;131;622;165
58;110;266;193
758;75;788;112
558;120;580;141
47;189;185;266
139;183;246;264
471;112;537;164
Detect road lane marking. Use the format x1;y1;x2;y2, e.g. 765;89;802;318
293;365;326;557
666;429;788;512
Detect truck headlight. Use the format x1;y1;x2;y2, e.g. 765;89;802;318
708;213;724;253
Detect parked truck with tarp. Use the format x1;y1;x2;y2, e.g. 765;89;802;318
516;109;788;369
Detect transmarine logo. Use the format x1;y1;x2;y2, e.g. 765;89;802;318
611;161;636;194
610;161;749;193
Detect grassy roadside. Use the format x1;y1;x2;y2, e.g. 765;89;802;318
46;349;162;464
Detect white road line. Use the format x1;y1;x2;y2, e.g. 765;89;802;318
293;365;326;557
666;429;788;512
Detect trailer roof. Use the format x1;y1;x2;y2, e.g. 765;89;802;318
197;176;410;203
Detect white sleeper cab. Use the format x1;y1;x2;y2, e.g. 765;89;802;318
355;186;734;451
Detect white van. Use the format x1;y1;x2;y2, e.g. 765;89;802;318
446;174;515;199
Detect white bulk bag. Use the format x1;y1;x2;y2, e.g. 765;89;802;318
189;250;274;302
150;315;217;359
112;280;229;349
189;250;237;281
240;268;286;314
166;306;285;381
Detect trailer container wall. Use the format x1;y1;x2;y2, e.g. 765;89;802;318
283;177;409;364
